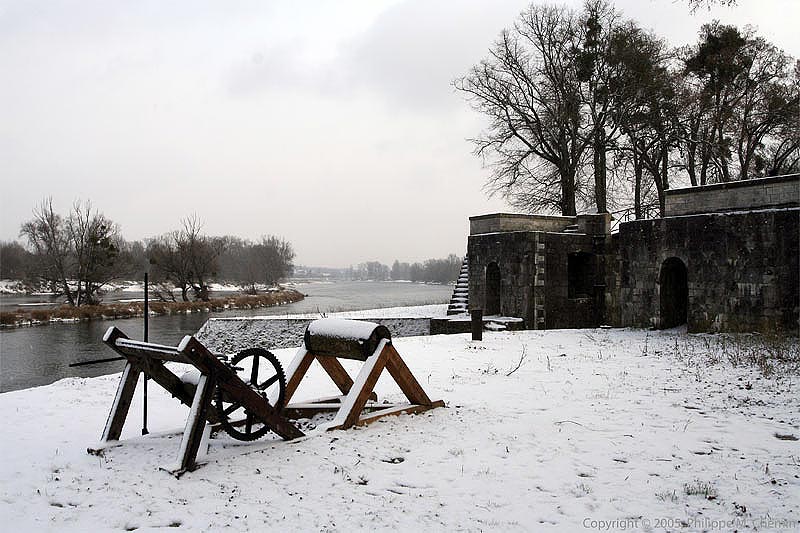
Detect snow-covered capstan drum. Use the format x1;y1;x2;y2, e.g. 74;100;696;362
304;318;392;361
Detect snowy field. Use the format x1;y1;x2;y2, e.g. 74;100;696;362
1;327;798;532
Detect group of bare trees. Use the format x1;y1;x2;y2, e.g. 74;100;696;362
146;221;295;302
8;201;295;305
217;235;295;295
389;255;463;283
456;0;798;219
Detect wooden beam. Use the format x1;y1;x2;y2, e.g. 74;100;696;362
329;340;390;429
354;401;446;427
284;348;315;404
100;361;141;442
284;401;389;420
384;344;435;406
315;355;355;395
174;371;216;474
111;342;189;363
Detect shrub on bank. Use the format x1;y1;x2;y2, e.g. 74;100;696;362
0;311;21;325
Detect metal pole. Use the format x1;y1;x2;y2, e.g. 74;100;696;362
142;272;149;435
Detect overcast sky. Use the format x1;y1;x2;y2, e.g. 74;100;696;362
1;0;798;267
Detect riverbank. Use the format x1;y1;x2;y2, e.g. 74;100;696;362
0;288;305;328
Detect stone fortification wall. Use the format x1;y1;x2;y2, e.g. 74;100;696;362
665;174;799;217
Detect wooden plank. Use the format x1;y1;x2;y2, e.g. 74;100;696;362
307;395;345;404
331;340;390;429
352;401;445;427
384;344;435;406
174;372;216;474
285;401;394;420
111;341;189;363
282;403;341;419
284;348;314;404
100;361;141;442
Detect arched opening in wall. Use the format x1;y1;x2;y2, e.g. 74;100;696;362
568;252;594;299
659;257;688;328
485;262;501;316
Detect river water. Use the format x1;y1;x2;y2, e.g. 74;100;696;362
0;281;452;393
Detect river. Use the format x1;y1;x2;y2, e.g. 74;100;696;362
0;281;452;393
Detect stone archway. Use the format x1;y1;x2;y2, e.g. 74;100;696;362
485;262;501;316
659;257;688;328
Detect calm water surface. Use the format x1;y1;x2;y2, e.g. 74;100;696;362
0;281;451;392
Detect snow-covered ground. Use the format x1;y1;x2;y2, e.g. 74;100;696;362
1;327;798;532
0;279;26;294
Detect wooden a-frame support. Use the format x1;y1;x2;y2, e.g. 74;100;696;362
95;327;303;476
283;339;445;430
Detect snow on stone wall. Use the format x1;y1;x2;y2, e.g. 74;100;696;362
196;317;431;354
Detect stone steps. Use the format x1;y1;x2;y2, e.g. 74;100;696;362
447;255;470;316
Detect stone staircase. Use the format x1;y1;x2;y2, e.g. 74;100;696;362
446;256;469;315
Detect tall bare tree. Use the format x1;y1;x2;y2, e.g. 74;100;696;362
20;199;122;305
455;3;589;216
19;199;73;303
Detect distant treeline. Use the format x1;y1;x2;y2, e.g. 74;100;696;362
2;199;294;306
294;255;464;284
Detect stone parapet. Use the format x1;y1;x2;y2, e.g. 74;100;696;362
469;213;576;235
665;174;799;216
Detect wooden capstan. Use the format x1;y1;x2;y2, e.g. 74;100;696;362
283;318;445;429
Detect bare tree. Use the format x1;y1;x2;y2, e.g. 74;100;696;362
20;199;122;305
455;4;590;216
257;235;295;286
686;0;737;11
19;199;73;303
681;23;798;182
732;39;798;179
66;200;121;305
147;216;226;301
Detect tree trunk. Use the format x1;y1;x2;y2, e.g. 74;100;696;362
560;168;577;216
593;128;607;213
633;150;643;220
62;278;75;306
686;120;699;187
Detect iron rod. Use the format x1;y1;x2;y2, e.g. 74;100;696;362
142;272;149;436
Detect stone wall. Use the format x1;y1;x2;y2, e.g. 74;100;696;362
468;231;539;326
467;230;616;329
618;208;799;333
665;174;799;217
469;213;575;235
543;233;617;328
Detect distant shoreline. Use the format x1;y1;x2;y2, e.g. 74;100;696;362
0;288;305;328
